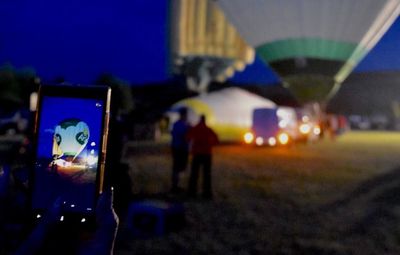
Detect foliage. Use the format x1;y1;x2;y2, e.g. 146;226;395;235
95;73;134;115
0;64;38;112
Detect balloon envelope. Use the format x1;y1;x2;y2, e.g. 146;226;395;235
53;119;90;159
171;87;276;141
217;0;400;103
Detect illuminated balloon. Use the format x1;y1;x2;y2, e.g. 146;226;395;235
52;119;90;160
171;0;255;93
171;87;276;141
216;0;400;103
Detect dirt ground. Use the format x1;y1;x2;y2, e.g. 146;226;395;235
115;131;400;255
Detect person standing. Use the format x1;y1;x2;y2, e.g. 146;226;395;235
170;107;191;193
187;115;218;199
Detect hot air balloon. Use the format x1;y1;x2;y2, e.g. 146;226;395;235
168;87;276;141
216;0;400;104
52;119;90;162
171;0;255;94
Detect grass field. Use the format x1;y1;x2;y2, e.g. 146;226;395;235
116;131;400;255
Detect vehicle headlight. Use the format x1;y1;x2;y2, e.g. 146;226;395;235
244;132;254;144
313;125;321;135
299;123;311;134
278;132;290;145
268;137;277;146
255;137;264;146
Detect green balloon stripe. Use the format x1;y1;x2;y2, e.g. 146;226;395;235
256;38;367;63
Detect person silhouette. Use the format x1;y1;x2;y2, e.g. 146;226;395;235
170;107;191;193
187;115;218;199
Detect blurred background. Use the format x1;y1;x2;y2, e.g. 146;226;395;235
1;0;400;136
2;0;400;254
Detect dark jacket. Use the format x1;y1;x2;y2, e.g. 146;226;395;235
171;119;190;150
187;122;218;155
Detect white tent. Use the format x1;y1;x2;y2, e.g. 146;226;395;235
170;87;276;141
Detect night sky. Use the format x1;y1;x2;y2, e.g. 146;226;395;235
1;0;400;85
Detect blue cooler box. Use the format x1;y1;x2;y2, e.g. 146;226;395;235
127;200;185;238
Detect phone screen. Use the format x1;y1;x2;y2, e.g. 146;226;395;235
32;95;105;214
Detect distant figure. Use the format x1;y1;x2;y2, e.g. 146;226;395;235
170;107;191;193
187;115;218;199
327;114;338;141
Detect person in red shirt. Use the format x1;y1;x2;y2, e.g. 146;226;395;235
186;115;218;199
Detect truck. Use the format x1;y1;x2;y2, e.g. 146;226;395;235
244;107;323;146
244;107;299;146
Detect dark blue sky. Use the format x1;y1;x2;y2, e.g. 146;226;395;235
1;0;400;85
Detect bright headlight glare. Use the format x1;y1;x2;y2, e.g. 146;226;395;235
255;137;264;146
268;137;277;146
299;123;311;134
313;126;321;135
278;133;289;145
244;132;254;144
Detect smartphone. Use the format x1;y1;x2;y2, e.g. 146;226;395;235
31;85;111;220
